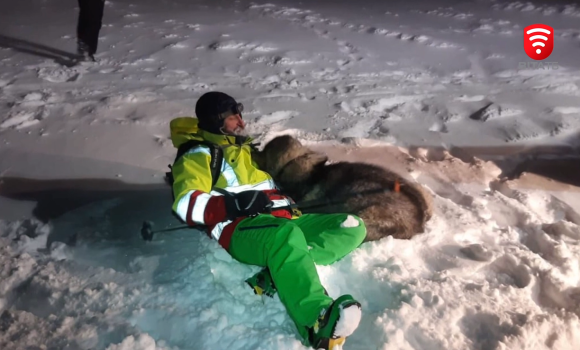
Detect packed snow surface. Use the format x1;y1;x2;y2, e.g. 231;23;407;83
1;0;580;349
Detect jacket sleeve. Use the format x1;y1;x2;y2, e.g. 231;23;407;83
171;147;229;226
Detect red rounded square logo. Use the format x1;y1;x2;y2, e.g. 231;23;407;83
524;24;554;60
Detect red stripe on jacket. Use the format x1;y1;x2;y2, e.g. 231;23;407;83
187;189;294;250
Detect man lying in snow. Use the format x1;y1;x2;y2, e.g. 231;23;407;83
168;91;365;349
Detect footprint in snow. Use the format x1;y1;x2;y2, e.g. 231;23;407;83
254;111;297;125
489;255;531;289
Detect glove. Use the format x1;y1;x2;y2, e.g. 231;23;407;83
224;190;273;220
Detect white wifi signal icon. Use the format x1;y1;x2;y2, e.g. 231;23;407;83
526;27;550;54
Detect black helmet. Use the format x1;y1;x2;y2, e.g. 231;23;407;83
195;91;243;134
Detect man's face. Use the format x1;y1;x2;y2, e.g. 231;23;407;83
221;114;246;135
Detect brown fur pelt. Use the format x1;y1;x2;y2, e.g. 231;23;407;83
253;135;433;242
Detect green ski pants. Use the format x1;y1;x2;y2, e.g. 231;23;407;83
228;213;366;336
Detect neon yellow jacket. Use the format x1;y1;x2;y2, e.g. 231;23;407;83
169;117;294;250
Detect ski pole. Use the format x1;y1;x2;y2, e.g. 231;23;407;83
141;182;401;240
275;183;401;212
141;221;189;241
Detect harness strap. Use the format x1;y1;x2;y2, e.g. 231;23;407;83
165;140;224;189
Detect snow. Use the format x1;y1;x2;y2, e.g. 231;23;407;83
341;215;360;228
1;0;580;349
334;304;362;338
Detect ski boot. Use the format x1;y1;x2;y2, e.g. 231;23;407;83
308;295;362;350
245;268;277;298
